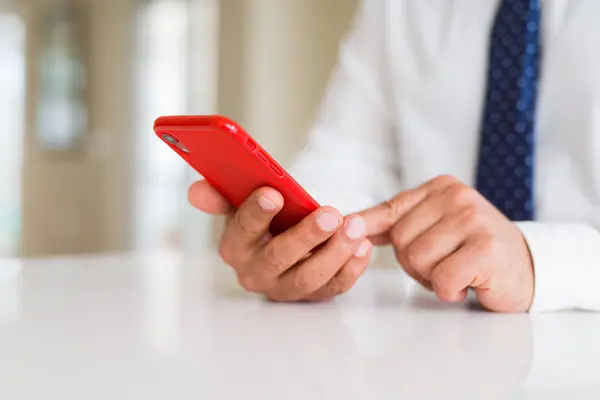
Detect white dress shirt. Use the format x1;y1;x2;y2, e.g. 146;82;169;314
290;0;600;312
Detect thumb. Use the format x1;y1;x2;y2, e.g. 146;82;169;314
188;180;232;215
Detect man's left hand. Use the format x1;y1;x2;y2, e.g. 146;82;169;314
357;175;535;313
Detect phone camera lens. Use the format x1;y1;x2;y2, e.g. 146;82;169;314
162;133;179;144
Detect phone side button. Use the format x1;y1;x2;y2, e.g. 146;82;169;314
270;163;283;177
246;138;257;151
257;150;269;163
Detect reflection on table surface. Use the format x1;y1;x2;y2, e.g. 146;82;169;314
0;252;598;399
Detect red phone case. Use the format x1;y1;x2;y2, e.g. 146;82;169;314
154;115;320;235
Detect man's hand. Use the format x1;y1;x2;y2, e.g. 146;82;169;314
188;181;372;302
358;175;534;313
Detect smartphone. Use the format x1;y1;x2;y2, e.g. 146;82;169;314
154;115;320;235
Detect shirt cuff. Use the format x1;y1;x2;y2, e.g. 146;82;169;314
516;222;600;312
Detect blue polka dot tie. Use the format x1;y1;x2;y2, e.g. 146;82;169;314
475;0;541;221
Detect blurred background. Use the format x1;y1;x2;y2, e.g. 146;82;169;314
0;0;358;258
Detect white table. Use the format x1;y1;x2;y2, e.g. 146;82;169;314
0;252;598;399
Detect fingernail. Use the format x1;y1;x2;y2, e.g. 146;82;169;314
258;195;277;212
354;240;370;258
317;212;340;232
345;216;366;240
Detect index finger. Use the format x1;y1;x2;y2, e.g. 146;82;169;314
188;180;232;215
357;175;457;238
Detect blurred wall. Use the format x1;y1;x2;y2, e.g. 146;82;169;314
218;0;359;164
19;0;137;256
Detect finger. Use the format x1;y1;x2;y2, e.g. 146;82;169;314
251;207;343;286
358;189;428;239
306;239;372;302
367;232;392;246
367;189;448;247
222;187;283;252
429;236;493;303
271;215;367;301
188;180;232;214
387;193;448;253
401;206;474;281
358;175;457;238
393;244;433;291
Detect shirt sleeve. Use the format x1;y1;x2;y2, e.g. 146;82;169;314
288;0;402;216
517;222;600;312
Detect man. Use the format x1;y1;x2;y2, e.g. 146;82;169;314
189;0;600;312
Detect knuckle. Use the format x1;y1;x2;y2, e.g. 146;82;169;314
237;274;259;293
431;268;453;299
261;244;288;275
389;226;410;249
382;199;401;220
406;245;427;273
409;239;434;263
218;240;235;265
461;204;479;220
293;271;318;294
233;210;255;236
432;175;457;187
447;183;476;206
384;194;411;220
475;234;497;255
326;278;347;297
461;204;484;228
435;283;454;302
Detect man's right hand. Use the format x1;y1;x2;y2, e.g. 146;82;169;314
188;180;372;302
